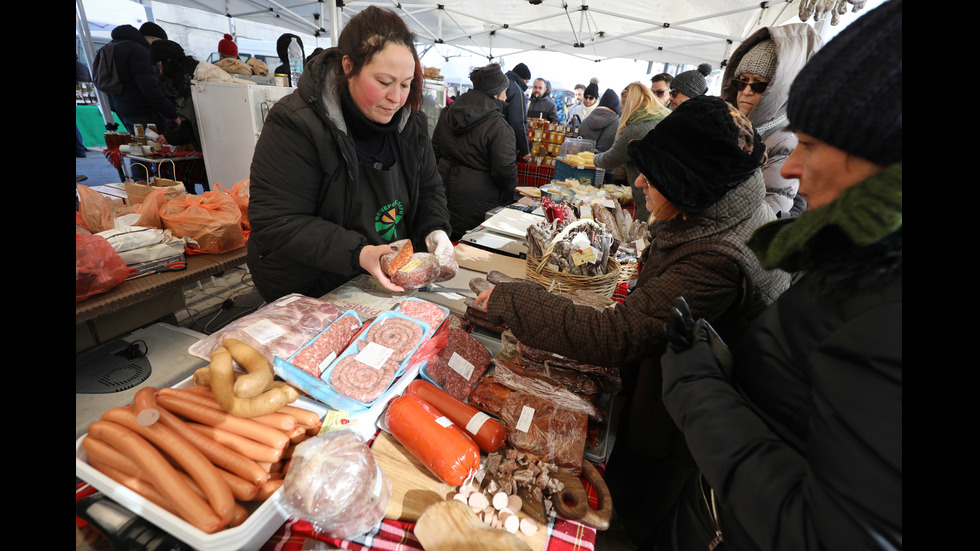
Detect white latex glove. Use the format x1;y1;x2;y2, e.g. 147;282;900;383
425;229;454;259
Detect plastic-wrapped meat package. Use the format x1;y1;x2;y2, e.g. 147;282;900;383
498;390;588;475
291;313;362;378
424;328;492;402
468;376;514;416
280;430;392;540
493;358;603;422
188;293;345;366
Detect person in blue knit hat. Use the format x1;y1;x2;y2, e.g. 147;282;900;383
652;0;902;549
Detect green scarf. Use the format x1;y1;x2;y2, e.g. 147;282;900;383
747;163;902;273
626;108;666;126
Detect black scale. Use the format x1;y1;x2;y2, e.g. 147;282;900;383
76;339;151;394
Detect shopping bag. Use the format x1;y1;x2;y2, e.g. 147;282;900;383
76;232;130;302
76;184;116;233
125;162;185;204
159;191;246;254
216;179;250;231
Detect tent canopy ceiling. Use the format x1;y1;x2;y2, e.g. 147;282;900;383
145;0;809;67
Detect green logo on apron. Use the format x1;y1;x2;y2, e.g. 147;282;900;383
375;200;405;241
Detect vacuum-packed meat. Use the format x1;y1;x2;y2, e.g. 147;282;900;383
498;391;588;474
424;327;492;402
291;314;362;377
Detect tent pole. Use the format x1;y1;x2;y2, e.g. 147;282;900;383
76;0;114;128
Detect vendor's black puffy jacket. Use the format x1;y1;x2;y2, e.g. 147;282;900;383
246;48;451;302
105;24;178;123
432;89;518;239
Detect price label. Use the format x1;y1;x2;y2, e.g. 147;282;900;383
571;247;597;266
516;406;535;432
448;352;475;380
355;341;393;369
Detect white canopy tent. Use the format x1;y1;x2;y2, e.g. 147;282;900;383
76;0;872;126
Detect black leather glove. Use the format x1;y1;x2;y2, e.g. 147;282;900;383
664;296;735;380
664;296;697;353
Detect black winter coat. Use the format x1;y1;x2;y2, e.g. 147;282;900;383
431;89;518;239
504;71;530;157
106;25;177;125
660;165;903;550
246;49;451;302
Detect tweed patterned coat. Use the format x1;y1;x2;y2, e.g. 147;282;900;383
485;169;789;457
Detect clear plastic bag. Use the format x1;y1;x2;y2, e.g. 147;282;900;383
280;430;391;539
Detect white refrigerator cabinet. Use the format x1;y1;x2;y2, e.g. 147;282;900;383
191;81;294;189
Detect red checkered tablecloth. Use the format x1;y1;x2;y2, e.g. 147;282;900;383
518;162;555;188
260;514;598;551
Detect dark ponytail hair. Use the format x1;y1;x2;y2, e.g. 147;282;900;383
334;6;424;113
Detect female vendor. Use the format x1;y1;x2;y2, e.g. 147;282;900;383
246;6;453;302
474;95;791;543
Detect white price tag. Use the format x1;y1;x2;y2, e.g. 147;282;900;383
316;351;337;374
571;247;597;266
515;406;535;432
634;238;646;256
465;412;491;435
448;352;475;380
355;341;393;369
435;416;454;428
242;319;286;344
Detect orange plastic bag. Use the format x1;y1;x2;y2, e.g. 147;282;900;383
76;232;130;302
217;179;250;231
76;184;116;233
159;191;246;254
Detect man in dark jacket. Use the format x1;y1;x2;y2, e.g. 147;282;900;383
526;78;559;123
655;1;902;549
432;64;518;240
105;24;179;182
504;62;531;160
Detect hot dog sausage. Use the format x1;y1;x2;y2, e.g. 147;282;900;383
155;394;290;450
185;422;284;463
87;420;225;534
133;387;160;426
405;379;506;453
154;403;269;487
101;407;236;526
383;394;481;486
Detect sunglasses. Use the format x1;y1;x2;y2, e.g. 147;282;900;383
652;89;668;97
669;90;679;98
733;79;769;94
584;95;596;100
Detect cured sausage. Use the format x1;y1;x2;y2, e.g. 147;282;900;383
405;379;505;453
100;407;236;526
383;394;480;486
386;252;441;289
87;420;225;534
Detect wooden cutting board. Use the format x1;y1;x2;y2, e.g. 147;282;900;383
415;500;531;551
370;432;547;551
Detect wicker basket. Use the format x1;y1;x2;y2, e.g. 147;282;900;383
524;219;622;297
618;262;640;284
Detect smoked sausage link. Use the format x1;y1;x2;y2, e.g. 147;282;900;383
383;394;480;486
405;380;505;453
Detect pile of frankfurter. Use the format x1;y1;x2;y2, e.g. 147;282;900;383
81;339;320;534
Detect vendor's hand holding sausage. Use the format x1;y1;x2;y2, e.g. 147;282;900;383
425;229;454;259
360;244;406;293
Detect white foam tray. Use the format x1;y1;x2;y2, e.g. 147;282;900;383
75;376;331;551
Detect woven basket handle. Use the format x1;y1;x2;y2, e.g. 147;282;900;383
129;162;149;183
535;218;603;273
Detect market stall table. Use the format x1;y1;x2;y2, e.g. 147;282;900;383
75;290;603;551
518;161;556;188
76;246;247;349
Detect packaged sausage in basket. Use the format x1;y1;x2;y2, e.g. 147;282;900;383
280;430;392;540
188;293;345;367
